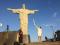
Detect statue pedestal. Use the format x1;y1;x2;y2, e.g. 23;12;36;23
23;35;29;44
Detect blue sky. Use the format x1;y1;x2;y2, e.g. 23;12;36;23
0;0;60;42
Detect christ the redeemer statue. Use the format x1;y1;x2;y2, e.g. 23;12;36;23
7;4;38;43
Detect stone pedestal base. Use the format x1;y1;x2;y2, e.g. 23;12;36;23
23;35;30;44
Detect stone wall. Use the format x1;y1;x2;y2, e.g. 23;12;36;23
0;31;18;45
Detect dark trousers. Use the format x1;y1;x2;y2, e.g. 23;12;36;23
19;37;23;43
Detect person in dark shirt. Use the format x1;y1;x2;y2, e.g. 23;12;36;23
45;36;48;41
19;29;23;43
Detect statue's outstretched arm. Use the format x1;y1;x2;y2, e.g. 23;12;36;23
7;8;20;13
29;10;38;14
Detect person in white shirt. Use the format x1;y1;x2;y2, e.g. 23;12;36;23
33;19;42;42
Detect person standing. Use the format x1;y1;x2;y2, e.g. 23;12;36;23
19;29;23;45
33;19;42;43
